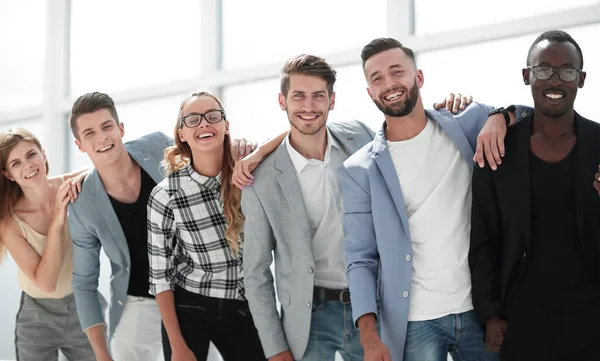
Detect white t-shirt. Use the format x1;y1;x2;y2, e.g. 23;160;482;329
387;118;473;321
285;130;349;289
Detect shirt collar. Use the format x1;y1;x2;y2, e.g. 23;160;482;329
185;164;221;191
285;128;341;174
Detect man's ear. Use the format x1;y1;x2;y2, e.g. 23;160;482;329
118;122;125;137
522;68;531;85
75;139;84;152
329;92;336;111
278;93;286;111
578;71;586;88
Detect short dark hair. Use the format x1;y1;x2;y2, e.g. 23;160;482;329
69;92;120;139
280;54;337;97
527;30;584;69
361;38;416;70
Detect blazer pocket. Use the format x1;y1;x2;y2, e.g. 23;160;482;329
276;288;290;306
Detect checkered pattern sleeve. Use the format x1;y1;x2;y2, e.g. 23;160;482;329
147;185;177;296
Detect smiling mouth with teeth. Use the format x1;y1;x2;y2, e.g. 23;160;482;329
384;91;404;101
298;114;319;121
97;145;113;153
24;170;39;179
197;133;215;139
545;93;564;100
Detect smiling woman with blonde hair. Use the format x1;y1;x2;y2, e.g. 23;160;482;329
0;127;95;360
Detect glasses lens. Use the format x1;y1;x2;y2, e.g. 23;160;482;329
533;66;553;80
184;115;201;127
205;111;223;123
558;68;578;81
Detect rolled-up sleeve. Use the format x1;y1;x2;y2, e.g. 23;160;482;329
147;186;176;295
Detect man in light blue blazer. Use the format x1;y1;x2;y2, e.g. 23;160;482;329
340;39;525;361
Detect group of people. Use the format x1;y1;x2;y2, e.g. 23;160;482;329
0;29;598;361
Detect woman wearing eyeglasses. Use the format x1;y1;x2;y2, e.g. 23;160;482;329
147;91;268;361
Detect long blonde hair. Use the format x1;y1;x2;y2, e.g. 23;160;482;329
163;91;244;254
0;128;50;263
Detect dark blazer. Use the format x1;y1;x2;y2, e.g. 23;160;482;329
469;110;600;326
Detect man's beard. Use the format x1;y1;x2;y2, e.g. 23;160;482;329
373;81;419;117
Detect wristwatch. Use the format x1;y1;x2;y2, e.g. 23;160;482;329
488;105;516;127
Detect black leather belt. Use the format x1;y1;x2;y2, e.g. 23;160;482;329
314;286;351;303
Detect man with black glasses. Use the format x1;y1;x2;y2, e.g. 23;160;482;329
470;30;600;360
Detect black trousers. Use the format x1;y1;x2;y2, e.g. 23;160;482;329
500;305;600;361
162;287;266;361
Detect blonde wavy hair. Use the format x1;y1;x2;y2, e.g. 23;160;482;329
162;91;243;254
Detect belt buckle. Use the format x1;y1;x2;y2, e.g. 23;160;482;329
339;289;350;303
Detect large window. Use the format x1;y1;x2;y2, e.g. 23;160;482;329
417;23;600;119
70;0;202;95
414;0;599;35
222;0;387;70
0;0;45;111
222;78;287;143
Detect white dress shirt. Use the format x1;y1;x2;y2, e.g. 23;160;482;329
285;129;350;289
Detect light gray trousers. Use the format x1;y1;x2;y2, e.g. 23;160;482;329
15;292;95;361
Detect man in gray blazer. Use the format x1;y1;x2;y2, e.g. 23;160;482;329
241;55;375;361
68;92;172;361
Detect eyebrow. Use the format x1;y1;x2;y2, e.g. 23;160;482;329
80;120;114;134
184;109;221;116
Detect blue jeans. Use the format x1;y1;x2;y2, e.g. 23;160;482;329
403;310;499;361
299;291;363;361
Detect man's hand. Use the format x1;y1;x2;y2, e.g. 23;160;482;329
268;349;294;361
433;93;473;114
485;314;507;353
474;113;509;170
232;148;263;189
594;165;600;195
363;338;392;361
231;138;257;160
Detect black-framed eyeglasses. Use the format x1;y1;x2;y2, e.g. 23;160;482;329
179;110;226;128
527;66;581;82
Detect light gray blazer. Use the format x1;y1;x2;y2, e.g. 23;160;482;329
69;132;172;340
241;120;374;359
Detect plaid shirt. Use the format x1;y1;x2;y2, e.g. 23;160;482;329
147;164;244;300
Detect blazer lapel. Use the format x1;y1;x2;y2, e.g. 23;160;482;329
128;144;164;183
273;144;314;255
503;118;532;248
328;122;362;154
573;113;599;239
371;127;410;236
87;170;131;260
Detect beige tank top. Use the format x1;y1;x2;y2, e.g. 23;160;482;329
12;208;74;299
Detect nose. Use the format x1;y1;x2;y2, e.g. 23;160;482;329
547;70;563;86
